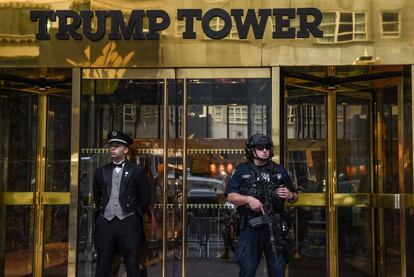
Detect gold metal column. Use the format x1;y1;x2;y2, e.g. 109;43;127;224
181;78;188;277
375;92;386;277
162;78;168;277
34;91;47;277
272;67;281;163
68;68;81;277
398;76;407;277
327;91;338;277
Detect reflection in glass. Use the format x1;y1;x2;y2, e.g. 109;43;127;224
0;92;37;192
46;95;71;192
286;91;326;193
187;78;271;139
183;77;270;276
377;88;398;193
338;208;372;276
1;206;34;276
289;207;327;277
336;94;370;193
43;205;69;276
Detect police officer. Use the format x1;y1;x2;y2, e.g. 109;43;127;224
93;130;150;277
226;134;298;277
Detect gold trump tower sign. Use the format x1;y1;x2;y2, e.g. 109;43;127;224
30;8;323;41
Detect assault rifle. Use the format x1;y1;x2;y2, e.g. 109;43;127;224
248;176;281;266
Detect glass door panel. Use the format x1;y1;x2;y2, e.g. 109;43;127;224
285;86;328;277
178;68;271;277
336;92;373;276
77;69;174;277
0;88;38;276
43;92;72;276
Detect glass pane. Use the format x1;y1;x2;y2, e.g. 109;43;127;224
403;66;412;193
286;91;326;193
338;23;353;34
289;207;327;277
338;207;372;276
43;205;69;276
78;76;167;276
187;78;271;139
0;206;34;276
322;12;336;24
185;77;271;276
383;23;399;32
340;13;352;23
336;94;371;193
378;88;399;193
337;34;353;42
0;92;37;192
406;210;414;276
382;209;400;276
46;95;71;192
382;13;399;23
285;87;327;276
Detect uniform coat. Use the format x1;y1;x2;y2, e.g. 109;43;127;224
93;160;150;277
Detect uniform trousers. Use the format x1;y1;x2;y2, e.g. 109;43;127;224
235;225;286;277
94;214;142;277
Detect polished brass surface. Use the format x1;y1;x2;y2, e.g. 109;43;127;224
272;67;280;163
398;76;407;277
286;193;326;207
182;78;188;277
327;92;338;277
1;0;413;67
334;193;370;207
34;93;47;277
68;68;81;277
82;68;176;79
162;79;168;277
0;192;34;205
41;192;70;205
176;68;270;79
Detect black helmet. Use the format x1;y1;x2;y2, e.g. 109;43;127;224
245;133;274;161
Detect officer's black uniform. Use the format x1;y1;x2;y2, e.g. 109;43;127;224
93;130;150;277
226;134;297;277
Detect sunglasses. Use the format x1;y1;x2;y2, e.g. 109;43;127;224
255;144;272;151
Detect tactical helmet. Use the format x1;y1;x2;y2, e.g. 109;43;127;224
245;133;274;161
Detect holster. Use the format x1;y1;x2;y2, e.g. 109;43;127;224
233;213;247;236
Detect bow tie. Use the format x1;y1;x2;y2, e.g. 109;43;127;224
112;161;125;168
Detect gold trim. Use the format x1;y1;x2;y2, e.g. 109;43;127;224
398;75;407;277
82;68;176;79
181;78;188;277
333;193;370;207
327;91;338;277
81;148;245;155
68;68;81;277
41;192;70;205
162;78;168;277
272;67;280;163
34;92;47;277
0;192;34;205
286;193;326;207
176;68;270;79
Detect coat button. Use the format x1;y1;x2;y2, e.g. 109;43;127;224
126;204;130;207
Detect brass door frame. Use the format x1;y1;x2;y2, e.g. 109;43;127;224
0;88;71;277
176;68;271;277
286;72;412;277
69;68;175;277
